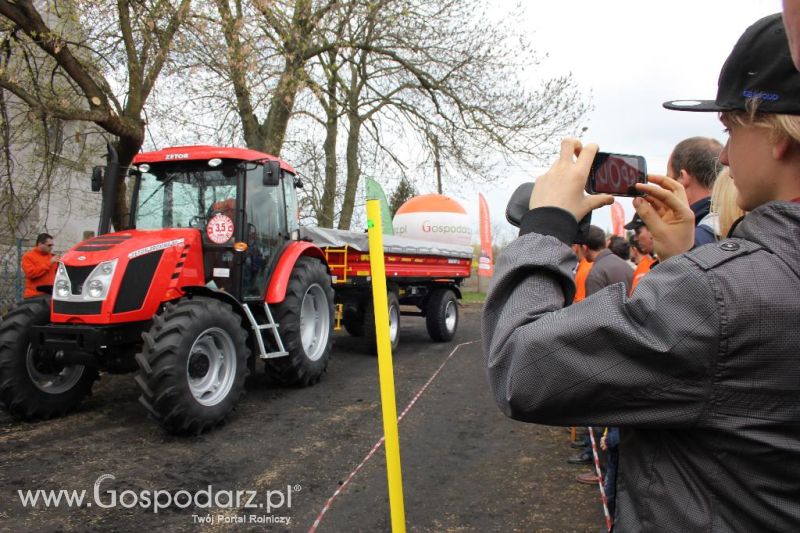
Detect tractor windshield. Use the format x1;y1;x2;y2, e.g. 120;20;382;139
133;164;238;230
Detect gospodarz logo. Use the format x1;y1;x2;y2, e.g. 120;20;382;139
16;473;298;525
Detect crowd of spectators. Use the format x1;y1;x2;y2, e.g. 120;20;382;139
484;12;800;531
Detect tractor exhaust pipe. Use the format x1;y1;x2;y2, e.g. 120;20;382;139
97;143;120;236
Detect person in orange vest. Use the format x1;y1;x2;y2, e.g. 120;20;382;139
21;233;59;298
571;244;593;303
625;214;657;295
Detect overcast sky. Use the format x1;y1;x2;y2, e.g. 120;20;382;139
455;0;783;243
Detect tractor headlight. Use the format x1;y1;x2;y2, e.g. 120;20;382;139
55;279;71;298
53;263;72;300
87;279;104;298
82;259;117;301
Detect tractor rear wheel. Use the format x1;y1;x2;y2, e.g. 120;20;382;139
266;257;334;386
0;297;97;420
135;296;249;435
425;288;459;342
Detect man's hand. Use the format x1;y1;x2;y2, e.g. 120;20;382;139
50;255;60;264
529;138;614;221
600;436;608;451
633;175;695;261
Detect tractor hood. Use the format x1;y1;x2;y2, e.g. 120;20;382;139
52;229;205;324
63;229;198;265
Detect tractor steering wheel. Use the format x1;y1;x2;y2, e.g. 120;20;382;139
189;215;208;228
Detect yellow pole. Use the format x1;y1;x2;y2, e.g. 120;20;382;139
366;199;407;533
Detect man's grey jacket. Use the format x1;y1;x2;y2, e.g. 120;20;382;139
482;201;800;531
585;248;633;296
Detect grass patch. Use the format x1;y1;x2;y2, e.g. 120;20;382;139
460;291;486;304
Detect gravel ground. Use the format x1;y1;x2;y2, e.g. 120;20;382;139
0;304;603;532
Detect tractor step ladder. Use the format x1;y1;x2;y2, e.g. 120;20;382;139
242;302;289;359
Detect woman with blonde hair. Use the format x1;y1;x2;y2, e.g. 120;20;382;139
710;167;745;238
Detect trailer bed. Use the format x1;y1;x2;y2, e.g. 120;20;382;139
300;227;473;285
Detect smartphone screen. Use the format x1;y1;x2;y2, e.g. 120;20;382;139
586;153;647;196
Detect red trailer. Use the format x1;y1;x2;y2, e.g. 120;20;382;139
302;227;472;351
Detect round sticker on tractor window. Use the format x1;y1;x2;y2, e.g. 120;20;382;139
206;214;234;244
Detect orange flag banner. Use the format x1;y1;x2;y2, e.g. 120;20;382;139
478;193;494;277
611;201;625;237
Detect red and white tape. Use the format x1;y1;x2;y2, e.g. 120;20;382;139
308;340;479;532
587;426;613;532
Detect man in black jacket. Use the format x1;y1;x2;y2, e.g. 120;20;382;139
483;14;800;531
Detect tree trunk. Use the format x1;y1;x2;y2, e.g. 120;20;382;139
318;75;339;228
338;107;361;231
112;132;144;230
260;0;314;155
433;136;443;194
261;62;304;155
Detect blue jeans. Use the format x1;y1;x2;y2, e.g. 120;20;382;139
604;448;619;517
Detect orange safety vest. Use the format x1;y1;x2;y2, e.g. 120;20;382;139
573;258;592;303
630;255;656;295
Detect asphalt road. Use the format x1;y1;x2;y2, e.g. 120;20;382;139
0;304;602;532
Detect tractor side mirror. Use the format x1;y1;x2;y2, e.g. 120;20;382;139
91;166;104;192
294;177;304;189
263;160;281;186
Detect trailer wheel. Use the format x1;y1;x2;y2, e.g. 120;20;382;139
135;297;249;435
0;297;97;420
266;257;334;386
364;291;401;354
425;288;459;342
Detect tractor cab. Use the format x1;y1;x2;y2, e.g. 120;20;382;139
128;146;301;301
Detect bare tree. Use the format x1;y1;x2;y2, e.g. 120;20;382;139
143;0;588;233
0;0;191;229
315;0;588;229
349;0;588;184
196;0;339;154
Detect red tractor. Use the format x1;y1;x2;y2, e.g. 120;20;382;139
0;145;334;434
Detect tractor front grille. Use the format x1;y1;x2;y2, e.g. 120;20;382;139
113;251;163;314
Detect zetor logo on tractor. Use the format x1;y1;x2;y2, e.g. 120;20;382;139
0;145;335;435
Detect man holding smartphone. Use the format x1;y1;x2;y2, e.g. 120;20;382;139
483;13;800;530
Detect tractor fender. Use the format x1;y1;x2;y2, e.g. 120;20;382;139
266;241;328;304
181;286;249;325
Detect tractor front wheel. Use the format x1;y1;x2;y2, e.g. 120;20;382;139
0;297;97;420
135;296;249;435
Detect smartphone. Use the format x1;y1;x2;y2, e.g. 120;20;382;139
585;152;647;196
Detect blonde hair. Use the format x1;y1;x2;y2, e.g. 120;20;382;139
711;167;745;238
720;100;800;144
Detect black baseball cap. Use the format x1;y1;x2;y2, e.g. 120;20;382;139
664;14;800;114
624;213;644;231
